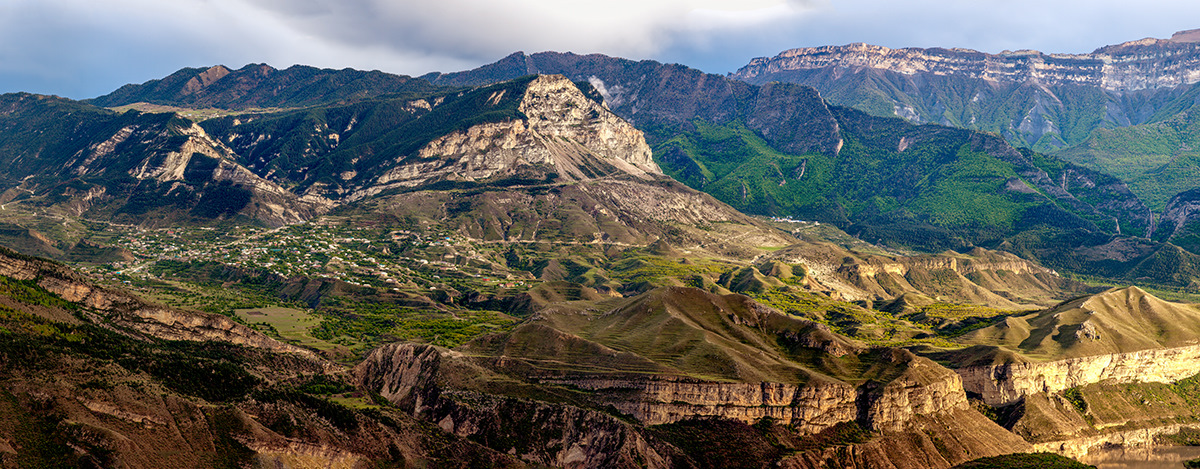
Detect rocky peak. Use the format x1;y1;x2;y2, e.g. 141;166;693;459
519;75;660;176
363;75;661;198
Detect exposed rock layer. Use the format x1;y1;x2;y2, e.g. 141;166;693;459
733;35;1200;92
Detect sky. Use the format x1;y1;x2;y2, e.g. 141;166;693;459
4;0;1200;99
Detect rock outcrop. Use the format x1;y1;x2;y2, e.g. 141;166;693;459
958;344;1200;405
353;340;1020;469
354;343;681;469
538;376;858;433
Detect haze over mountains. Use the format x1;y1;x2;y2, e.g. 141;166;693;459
5;27;1200;469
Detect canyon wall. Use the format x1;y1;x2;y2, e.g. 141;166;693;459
957;344;1200;405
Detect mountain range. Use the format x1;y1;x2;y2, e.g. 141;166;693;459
3;28;1200;468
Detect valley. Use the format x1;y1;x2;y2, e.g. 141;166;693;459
5;28;1200;468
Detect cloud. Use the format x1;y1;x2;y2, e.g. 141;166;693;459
1;0;1198;98
0;0;818;98
235;0;818;62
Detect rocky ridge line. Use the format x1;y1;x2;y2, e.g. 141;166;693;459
734;30;1200;91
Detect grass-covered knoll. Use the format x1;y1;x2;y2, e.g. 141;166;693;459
463;286;875;383
312;298;517;350
956;286;1200;360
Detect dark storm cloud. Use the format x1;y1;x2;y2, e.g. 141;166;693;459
1;0;1198;98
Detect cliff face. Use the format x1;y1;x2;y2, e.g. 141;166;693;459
1157;188;1200;250
424;52;846;157
353;341;1020;469
353;344;682;469
734;35;1200;92
958;344;1200;405
539;377;858;433
949;287;1200;405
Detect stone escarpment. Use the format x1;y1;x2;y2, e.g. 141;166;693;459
353;344;681;469
953;286;1200;405
538;376;858;433
734;32;1200;92
1156;188;1200;249
536;351;972;434
958;343;1200;406
353;343;990;468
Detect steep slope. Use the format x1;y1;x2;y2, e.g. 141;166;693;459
420;52;1200;286
88;63;446;110
730;30;1200;152
1158;188;1200;255
197;75;659;199
0;93;330;227
197;74;795;256
1056;95;1200;210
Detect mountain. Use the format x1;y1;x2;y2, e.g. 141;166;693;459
0;93;329;228
729;30;1200;152
88;63;446;110
422;52;1200;287
7;56;1200;467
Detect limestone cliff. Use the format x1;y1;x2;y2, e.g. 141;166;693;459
734;34;1200;92
958;344;1200;406
354;340;1023;469
728;29;1200;152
